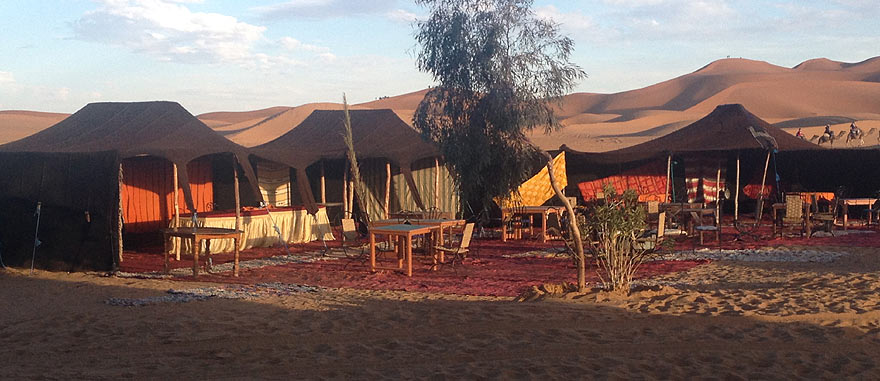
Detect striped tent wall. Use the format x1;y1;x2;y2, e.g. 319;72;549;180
393;157;459;217
256;159;291;207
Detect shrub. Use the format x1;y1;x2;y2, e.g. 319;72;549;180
582;185;654;294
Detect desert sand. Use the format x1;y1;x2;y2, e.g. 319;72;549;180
3;243;879;379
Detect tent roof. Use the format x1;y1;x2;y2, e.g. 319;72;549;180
0;101;250;164
251;109;438;167
0;101;263;210
562;104;822;164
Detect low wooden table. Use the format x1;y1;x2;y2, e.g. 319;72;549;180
501;206;565;242
369;224;438;277
163;227;243;277
841;198;877;231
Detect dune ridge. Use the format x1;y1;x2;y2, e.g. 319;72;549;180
1;56;878;151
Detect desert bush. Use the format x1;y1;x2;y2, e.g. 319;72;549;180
582;184;654;294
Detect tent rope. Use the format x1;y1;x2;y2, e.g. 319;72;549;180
260;202;292;256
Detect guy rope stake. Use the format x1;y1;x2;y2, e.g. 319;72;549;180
31;202;42;275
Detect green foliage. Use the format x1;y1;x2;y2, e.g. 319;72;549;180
583;184;653;293
413;0;586;207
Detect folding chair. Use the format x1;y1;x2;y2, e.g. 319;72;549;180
340;218;370;267
434;223;475;268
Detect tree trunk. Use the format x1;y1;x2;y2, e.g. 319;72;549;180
541;151;585;291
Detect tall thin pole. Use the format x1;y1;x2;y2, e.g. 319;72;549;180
757;151;771;220
233;157;241;276
433;158;440;209
664;155;672;202
172;163;181;260
715;161;722;225
117;162;124;264
319;161;326;204
233;159;241;231
343;161;349;217
734;153;740;221
385;161;391;218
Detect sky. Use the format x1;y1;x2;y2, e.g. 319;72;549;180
1;0;877;114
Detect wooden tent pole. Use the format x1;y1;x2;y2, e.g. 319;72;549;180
233;157;241;277
343;161;349;217
173;163;181;260
734;153;740;221
117;161;124;264
385;161;391;218
320;161;326;204
715;160;722;225
434;158;440;209
664;155;672;202
757;150;771;219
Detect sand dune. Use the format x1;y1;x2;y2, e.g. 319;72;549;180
2;56;879;152
198;106;290;128
0;110;69;145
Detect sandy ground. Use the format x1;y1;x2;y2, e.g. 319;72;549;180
3;245;879;379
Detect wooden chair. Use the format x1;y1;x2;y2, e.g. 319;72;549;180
637;211;667;251
810;194;837;236
434;223;475;268
777;194;807;237
503;200;530;240
693;205;720;245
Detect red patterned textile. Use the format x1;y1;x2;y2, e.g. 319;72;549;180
578;161;667;202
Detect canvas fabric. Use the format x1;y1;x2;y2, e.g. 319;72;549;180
256;160;291;208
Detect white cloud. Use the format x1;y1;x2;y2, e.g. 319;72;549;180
255;0;398;20
54;88;71;101
279;37;331;54
387;9;420;23
73;0;266;64
0;71;14;84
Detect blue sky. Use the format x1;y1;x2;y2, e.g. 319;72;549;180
1;0;877;114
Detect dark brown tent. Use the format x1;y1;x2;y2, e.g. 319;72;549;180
251;109;439;214
0;101;262;270
562;104;822;165
0;101;262;210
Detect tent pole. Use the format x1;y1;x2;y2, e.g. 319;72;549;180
343;161;349;217
715;160;722;225
320;160;326;204
385;161;391;218
233;157;241;277
173;163;181;260
664;155;672;202
734;153;740;221
434;158;440;209
117;161;124;264
757;151;771;220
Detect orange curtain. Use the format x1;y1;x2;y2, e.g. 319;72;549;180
121;156;213;233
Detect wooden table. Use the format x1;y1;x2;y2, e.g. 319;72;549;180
373;218;465;248
369;224;438;277
163;227;242;277
501;206;565;242
841;198;877;231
